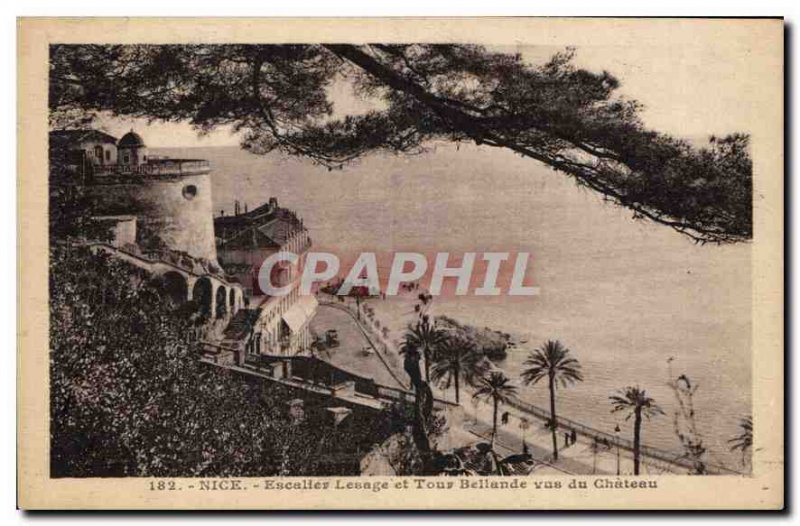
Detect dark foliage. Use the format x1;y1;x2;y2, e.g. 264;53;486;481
49;246;398;477
50;44;752;243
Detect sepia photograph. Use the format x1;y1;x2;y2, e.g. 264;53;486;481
16;17;784;510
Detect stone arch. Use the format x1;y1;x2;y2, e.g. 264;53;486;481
192;277;213;318
216;286;228;319
159;271;189;306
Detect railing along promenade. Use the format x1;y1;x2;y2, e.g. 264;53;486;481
504;395;742;475
320;295;743;475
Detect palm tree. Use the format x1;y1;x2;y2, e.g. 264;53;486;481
431;337;489;404
404;316;447;382
399;338;423;389
520;340;583;461
609;386;664;475
472;371;518;448
728;415;753;466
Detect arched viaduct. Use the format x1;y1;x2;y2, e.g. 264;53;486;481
88;242;245;318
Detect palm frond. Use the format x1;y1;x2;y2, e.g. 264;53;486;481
608;386;663;419
520;339;583;389
473;371;517;403
728;415;753;452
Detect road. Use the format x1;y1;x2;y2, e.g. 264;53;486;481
310;303;407;390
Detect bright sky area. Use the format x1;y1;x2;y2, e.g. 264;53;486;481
97;40;764;148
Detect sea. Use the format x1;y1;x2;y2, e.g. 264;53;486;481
157;143;751;469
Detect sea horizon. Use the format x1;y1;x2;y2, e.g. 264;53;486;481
156;142;752;468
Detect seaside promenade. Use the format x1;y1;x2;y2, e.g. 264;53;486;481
311;293;744;476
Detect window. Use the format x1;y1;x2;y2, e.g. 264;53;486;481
182;185;198;200
123;155;129;164
105;150;111;161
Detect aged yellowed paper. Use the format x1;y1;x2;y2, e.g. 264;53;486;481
18;17;783;510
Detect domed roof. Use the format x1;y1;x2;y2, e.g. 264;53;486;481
118;130;146;148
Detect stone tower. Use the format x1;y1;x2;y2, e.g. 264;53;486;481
121;166;218;263
84;132;219;264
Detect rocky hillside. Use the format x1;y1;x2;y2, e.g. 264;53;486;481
435;315;511;361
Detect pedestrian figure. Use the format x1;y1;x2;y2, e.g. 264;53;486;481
564;432;570;448
570;429;577;445
501;411;509;426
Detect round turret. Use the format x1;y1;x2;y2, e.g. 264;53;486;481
88;172;219;263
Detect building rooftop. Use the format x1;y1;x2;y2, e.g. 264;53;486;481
118;130;146;148
223;309;262;340
50;129;118;145
50;128;211;178
215;200;306;250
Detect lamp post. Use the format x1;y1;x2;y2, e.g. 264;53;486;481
614;424;621;475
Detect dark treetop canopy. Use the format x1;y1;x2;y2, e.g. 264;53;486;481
50;44;752;244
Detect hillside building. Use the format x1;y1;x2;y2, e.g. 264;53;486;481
51;127;318;361
51;128;245;329
215;197;317;358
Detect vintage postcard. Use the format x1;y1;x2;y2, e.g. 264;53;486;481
17;17;783;510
